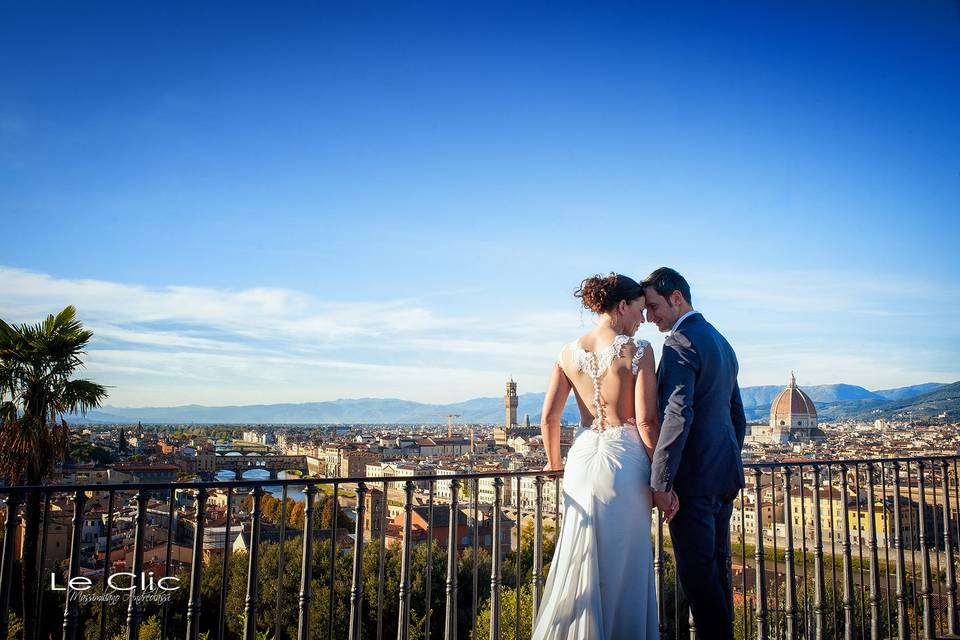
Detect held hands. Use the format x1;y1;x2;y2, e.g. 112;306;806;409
653;490;680;523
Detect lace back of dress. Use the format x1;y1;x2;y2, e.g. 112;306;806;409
571;334;633;432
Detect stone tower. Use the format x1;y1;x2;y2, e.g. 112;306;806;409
505;377;518;431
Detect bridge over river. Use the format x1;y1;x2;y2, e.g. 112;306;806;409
213;452;307;478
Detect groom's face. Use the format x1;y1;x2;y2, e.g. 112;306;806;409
642;287;680;333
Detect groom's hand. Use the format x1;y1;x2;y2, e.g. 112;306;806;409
653;490;680;523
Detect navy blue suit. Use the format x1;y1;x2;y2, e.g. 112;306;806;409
650;312;746;640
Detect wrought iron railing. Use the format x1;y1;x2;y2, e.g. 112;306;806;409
0;455;957;640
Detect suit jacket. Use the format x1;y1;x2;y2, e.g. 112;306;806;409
650;312;746;496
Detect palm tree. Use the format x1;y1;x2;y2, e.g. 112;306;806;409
0;305;108;640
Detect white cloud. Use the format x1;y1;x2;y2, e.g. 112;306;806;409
0;265;956;406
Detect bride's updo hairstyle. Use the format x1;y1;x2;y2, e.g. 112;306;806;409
575;273;644;314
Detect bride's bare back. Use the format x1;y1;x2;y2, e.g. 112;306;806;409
541;325;659;469
558;329;643;428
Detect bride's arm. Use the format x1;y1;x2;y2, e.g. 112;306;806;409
634;348;660;461
541;363;571;471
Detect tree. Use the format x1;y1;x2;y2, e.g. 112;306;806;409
68;436;114;463
473;584;534;640
0;306;108;640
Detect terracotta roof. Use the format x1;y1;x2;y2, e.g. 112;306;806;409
409;505;470;528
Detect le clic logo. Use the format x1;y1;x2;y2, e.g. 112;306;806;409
51;570;181;592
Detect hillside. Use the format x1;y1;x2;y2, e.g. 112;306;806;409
67;381;949;425
849;381;960;422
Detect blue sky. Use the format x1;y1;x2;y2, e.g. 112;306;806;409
1;2;958;407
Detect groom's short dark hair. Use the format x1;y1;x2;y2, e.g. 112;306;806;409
643;267;692;306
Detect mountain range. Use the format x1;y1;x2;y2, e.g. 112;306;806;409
67;382;956;425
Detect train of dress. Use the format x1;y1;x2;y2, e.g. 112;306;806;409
531;421;659;640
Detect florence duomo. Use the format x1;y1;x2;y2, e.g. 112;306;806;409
745;372;828;444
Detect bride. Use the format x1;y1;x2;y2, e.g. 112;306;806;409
532;273;675;640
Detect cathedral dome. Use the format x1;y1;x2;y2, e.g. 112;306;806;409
770;372;817;424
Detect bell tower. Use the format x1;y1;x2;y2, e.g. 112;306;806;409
504;377;519;432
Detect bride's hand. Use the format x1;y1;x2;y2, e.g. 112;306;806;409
542;462;563;476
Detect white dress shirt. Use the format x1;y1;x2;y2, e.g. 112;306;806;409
669;310;699;335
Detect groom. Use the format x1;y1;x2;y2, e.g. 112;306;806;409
643;267;746;640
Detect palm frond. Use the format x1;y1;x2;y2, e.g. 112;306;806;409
0;400;18;424
59;379;109;416
0;414;67;483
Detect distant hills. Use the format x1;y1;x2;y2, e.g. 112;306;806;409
71;394;581;425
67;381;956;425
736;382;948;421
818;381;960;422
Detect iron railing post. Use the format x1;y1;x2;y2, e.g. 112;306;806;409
840;464;855;640
532;475;544;625
349;482;368;640
329;482;340;640
97;490;116;638
812;466;826;640
799;467;811;640
515;476;522;640
827;464;839;640
771;470;780;639
63;490;88;640
941;460;958;636
377;481;388;640
490;477;503;640
125;488;148;640
185;488;208;640
275;483;288;640
397;480;415;640
893;462;909;640
881;464;894;635
855;464;867;639
161;487;176;640
784;466;798;640
426;480;435;640
472;478;480;640
298;484;317;640
36;491;51;640
866;464;881;640
739;488;749;640
444;478;460;640
242;485;264;640
754;468;768;640
917;461;935;640
0;492;22;640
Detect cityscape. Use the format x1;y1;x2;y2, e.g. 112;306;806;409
5;372;958;639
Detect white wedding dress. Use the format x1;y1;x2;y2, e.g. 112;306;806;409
532;335;659;640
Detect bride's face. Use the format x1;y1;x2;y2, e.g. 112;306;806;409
618;297;646;336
